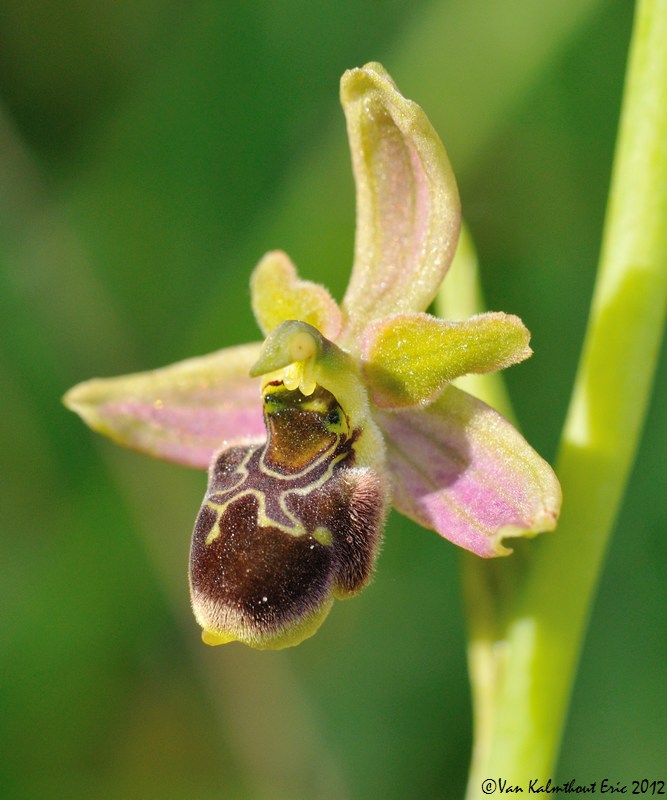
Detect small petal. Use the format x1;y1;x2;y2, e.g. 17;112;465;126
64;343;265;469
339;62;460;342
251;250;342;339
362;311;532;408
376;386;561;557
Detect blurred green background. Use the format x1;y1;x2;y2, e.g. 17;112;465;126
1;1;665;798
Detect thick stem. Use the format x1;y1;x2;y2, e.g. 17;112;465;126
452;0;667;791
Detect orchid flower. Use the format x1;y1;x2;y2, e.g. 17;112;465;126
64;63;561;650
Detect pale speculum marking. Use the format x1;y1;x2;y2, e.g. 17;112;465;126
203;431;353;545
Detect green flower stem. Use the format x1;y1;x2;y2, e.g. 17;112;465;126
445;0;667;790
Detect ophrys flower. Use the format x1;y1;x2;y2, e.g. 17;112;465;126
65;63;561;650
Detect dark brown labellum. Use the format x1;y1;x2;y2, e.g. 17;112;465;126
189;383;386;648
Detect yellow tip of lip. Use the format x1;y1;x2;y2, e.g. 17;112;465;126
201;629;236;646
